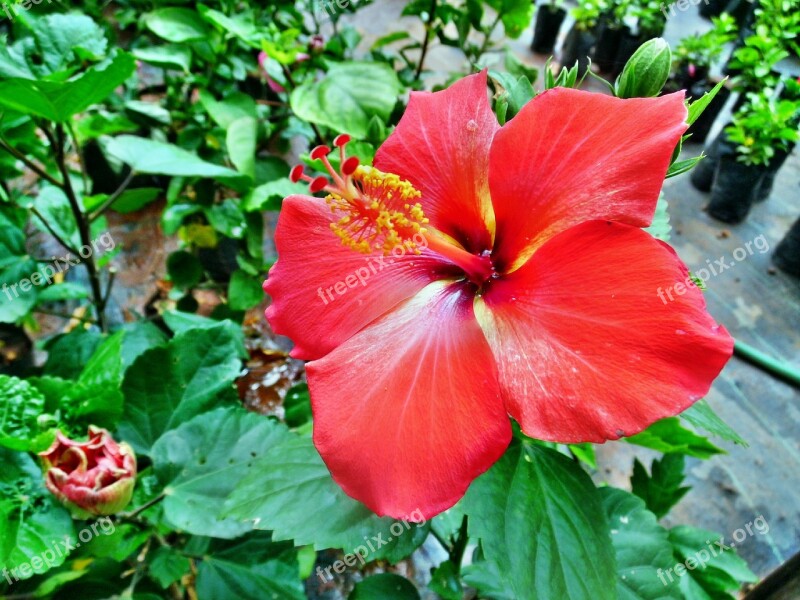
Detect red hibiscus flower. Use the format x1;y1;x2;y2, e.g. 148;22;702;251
264;71;733;519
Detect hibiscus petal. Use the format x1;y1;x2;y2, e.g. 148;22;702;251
374;71;498;254
307;280;510;519
476;221;733;443
264;195;456;361
489;88;688;272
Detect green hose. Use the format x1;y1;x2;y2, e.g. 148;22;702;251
733;339;800;389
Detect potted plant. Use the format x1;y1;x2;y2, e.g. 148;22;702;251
532;0;568;54
690;130;737;192
592;0;630;72
756;77;800;201
707;92;800;223
611;0;666;75
560;0;604;76
673;14;737;89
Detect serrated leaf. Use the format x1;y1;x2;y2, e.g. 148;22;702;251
0;375;54;452
117;322;246;453
680;400;746;446
223;435;430;563
625;417;723;459
601;488;682;599
461;441;617;600
152;407;290;538
631;455;691;519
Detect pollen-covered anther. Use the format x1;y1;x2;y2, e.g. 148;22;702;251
325;165;429;256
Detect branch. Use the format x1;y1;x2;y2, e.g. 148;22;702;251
0;137;63;188
30;206;80;256
89;170;135;222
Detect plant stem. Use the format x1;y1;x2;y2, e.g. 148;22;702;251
121;492;167;519
89;170;135;222
475;13;502;65
450;515;469;572
0;137;63;188
66;120;89;192
53;123;107;332
414;0;438;82
30;206;80;255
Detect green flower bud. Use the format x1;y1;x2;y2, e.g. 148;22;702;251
616;38;672;99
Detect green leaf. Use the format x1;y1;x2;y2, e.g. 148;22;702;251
0;449;75;578
118;322;246;453
462;560;516;600
686;80;727;126
132;45;192;73
429;560;462;600
105;135;249;191
198;5;259;45
35;282;89;304
198;90;257;130
283;383;312;428
625;418;724;459
485;0;534;38
43;329;103;379
668;525;757;597
350;573;421;599
223;435;430;563
109;187;161;214
195;533;305;600
631;454;691;519
0;375;54;452
290;62;401;138
461;442;617;600
152;406;290;538
119;320;169;370
0;205;41;322
148;546;191;588
227;116;258;179
667;156;704;179
680;400;746;446
144;8;211;42
242;178;307;212
228;269;263;311
206;199;246;238
0;50;136;122
601;488;682;599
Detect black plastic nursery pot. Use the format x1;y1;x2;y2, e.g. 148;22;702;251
686;82;731;144
773;216;800;277
560;26;595;76
690;131;735;192
531;5;567;54
676;63;710;90
707;155;766;224
756;143;796;202
592;21;627;73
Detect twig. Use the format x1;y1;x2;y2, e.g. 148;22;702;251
89;170;135;222
0;137;63;188
30;206;80;255
120;492;167;520
53;123;107;331
414;0;438;81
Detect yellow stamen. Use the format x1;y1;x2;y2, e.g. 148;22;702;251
325;166;429;255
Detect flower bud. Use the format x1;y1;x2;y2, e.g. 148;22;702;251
39;426;136;519
616;38;672;99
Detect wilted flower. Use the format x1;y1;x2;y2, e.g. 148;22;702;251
39;426;136;519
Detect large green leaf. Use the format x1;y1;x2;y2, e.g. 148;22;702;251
227;116;258;179
625;418;723;459
152;407;290;538
223;435;430;563
0;375;54;452
601;488;682;599
143;8;211;43
132;45;192;73
198;90;257;129
118;322;246;453
105;135;249;191
0;449;75;578
461;441;617;600
668;525;757;599
290;62;401;138
0;50;135;122
195;533;305;600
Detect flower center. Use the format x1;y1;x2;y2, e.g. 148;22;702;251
292;135;495;285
